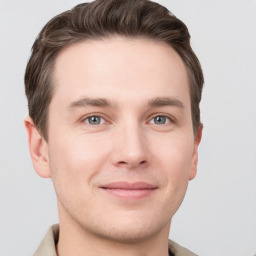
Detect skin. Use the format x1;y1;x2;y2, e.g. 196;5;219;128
25;37;202;256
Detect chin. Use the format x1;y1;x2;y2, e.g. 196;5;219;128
94;223;163;244
81;211;171;244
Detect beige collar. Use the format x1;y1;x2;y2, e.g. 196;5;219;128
34;224;197;256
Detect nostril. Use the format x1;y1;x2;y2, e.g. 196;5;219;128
116;160;147;167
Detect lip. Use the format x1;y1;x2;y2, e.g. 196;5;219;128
100;182;157;200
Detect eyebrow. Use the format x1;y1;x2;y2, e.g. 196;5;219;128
147;97;184;108
68;97;113;110
68;96;184;110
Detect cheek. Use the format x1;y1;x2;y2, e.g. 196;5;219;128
47;132;111;189
152;134;195;195
47;134;113;217
161;149;191;193
154;133;194;173
149;135;194;218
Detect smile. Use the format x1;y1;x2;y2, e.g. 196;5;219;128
100;182;158;200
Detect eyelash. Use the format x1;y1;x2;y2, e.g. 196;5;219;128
81;114;174;126
82;114;108;126
149;115;172;125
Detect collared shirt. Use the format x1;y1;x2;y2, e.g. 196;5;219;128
34;224;197;256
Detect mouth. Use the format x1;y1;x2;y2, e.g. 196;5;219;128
99;182;158;200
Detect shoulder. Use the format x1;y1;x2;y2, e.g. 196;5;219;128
33;224;59;256
168;240;198;256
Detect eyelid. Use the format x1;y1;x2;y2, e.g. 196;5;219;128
147;113;176;124
80;113;110;125
78;112;176;126
84;116;105;125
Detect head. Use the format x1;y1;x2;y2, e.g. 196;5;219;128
25;0;203;245
25;0;203;141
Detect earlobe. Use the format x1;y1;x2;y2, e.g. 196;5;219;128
189;124;203;180
24;116;51;178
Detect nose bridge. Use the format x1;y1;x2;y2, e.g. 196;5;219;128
112;118;149;168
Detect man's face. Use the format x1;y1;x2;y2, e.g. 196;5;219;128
40;37;201;242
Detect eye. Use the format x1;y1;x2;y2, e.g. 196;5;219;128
149;116;171;125
84;116;105;125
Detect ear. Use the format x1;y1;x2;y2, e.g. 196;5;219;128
24;116;51;178
189;124;203;180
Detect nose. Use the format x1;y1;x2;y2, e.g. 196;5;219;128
111;124;149;169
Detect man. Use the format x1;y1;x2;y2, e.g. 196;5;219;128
24;0;204;255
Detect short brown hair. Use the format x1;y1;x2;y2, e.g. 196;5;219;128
25;0;204;140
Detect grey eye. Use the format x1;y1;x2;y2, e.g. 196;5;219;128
86;116;103;125
152;116;169;125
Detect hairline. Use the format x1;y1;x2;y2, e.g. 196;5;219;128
41;35;198;140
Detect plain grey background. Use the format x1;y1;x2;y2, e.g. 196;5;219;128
0;0;255;255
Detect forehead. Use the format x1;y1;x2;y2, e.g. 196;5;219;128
52;37;190;106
